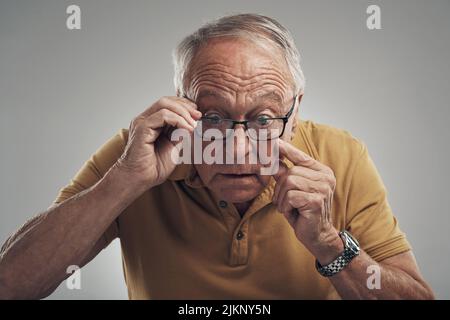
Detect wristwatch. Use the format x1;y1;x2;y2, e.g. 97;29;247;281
315;230;360;277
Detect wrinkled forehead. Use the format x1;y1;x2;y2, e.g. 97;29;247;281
186;37;294;103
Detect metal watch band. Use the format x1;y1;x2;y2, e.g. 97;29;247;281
315;230;360;277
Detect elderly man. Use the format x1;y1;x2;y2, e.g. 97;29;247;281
0;13;433;299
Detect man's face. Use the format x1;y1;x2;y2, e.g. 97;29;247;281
188;37;299;204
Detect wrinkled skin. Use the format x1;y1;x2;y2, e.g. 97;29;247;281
187;37;300;209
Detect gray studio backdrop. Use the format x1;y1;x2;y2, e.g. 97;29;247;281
1;0;449;299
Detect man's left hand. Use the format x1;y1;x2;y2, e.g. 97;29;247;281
272;139;344;265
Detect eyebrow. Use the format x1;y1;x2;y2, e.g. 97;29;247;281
196;90;229;103
254;91;283;104
196;90;283;104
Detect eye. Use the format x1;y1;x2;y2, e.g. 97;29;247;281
203;113;223;125
255;114;273;127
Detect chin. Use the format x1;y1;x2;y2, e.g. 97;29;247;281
219;189;261;203
209;174;266;203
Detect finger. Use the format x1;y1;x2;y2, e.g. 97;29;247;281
174;96;202;119
278;189;314;213
276;176;302;211
273;163;329;204
144;97;201;124
276;175;329;210
152;98;200;127
278;139;329;172
288;165;334;183
278;189;297;213
147;109;194;134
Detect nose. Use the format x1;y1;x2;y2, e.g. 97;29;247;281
233;123;247;140
229;124;251;164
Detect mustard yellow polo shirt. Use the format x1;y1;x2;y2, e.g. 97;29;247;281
53;119;411;299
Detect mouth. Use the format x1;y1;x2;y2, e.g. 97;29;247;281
214;173;262;191
217;173;258;182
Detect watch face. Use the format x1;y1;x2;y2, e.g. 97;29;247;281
342;231;360;254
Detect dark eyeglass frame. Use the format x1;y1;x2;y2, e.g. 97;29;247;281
184;95;297;141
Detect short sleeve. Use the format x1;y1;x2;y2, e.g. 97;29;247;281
53;129;129;247
345;143;412;262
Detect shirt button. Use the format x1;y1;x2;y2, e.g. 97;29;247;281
219;200;228;208
236;230;244;240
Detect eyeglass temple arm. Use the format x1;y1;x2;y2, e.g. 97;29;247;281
284;95;297;119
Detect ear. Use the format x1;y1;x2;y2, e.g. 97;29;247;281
290;93;303;139
296;93;303;106
293;93;303;118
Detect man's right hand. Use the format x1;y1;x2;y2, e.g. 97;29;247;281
0;97;202;299
115;96;201;191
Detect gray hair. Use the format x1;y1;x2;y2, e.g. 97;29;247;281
172;13;305;98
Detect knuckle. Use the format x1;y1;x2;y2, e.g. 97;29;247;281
286;190;294;201
304;192;313;204
327;168;336;180
286;175;296;187
182;98;195;108
317;183;329;195
311;194;323;207
159;96;171;104
288;166;297;175
130;116;143;128
306;158;315;167
326;168;336;180
323;165;333;174
159;108;170;119
325;185;333;197
329;175;336;188
287;191;298;207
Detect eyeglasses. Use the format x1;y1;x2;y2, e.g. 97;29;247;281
186;95;296;141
